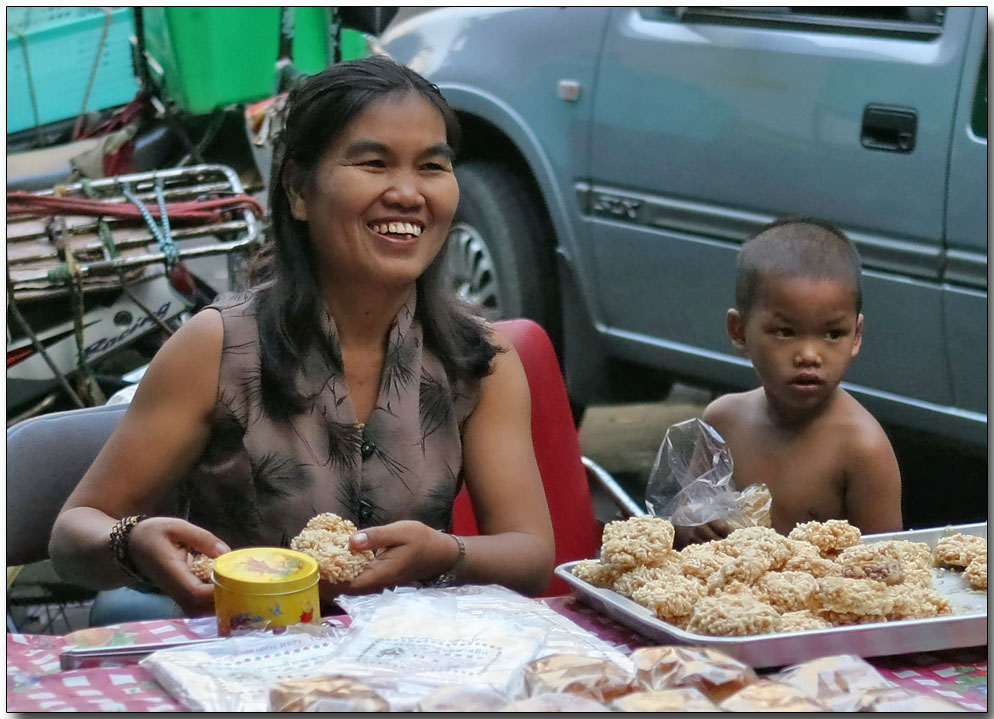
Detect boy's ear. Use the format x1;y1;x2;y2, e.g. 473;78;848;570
851;313;864;357
727;308;748;354
282;160;308;221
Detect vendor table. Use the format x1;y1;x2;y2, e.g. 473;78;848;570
7;596;987;712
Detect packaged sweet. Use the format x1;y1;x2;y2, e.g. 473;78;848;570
644;418;772;529
415;684;509;712
630;645;758;702
498;693;611;712
268;675;389;712
772;654;896;712
719;680;830;712
508;653;637;704
853;687;968;712
611;687;719;712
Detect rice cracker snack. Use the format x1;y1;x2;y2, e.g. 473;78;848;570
934;533;986;568
188;553;215;582
599;516;676;569
290;513;374;583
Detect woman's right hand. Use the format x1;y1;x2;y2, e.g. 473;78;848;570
127;517;230;616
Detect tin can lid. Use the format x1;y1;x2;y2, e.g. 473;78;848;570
213;547;318;595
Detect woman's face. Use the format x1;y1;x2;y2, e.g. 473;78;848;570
288;91;459;292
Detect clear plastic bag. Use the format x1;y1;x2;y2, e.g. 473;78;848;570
337;585;631;670
644;418;772;529
140;624;349;711
142;586;632;712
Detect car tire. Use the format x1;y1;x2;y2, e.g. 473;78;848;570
446;159;559;339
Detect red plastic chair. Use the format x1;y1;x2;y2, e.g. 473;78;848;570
451;319;640;596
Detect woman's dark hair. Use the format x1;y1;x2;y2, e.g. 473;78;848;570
257;55;496;418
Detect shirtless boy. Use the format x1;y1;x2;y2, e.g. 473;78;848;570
678;218;902;545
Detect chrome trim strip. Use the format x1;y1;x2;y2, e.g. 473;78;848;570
576;182;946;281
602;326;987;425
944;250;989;289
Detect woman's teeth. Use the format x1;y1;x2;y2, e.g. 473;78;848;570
371;222;422;237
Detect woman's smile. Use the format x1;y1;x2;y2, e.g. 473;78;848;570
368;220;424;238
367;219;426;245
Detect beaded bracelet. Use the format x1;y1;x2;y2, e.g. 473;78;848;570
109;514;150;581
430;532;466;588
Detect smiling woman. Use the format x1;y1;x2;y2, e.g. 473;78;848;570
284;92;459;297
49;57;555;620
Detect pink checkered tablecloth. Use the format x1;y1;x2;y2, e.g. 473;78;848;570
7;618;214;712
7;599;988;712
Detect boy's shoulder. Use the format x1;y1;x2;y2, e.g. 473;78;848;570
831;389;892;451
702;388;764;432
704;387;763;415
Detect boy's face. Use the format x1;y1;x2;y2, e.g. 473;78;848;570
727;275;863;414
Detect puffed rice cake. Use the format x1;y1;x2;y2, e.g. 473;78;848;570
289;512;374;583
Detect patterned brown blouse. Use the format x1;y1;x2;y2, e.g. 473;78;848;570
175;288;482;549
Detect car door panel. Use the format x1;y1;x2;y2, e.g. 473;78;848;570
586;7;968;410
942;9;987;419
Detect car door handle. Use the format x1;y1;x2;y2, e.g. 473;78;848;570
861;104;917;153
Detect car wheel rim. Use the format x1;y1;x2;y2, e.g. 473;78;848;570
444;222;502;312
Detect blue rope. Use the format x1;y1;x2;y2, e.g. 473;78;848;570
121;179;178;267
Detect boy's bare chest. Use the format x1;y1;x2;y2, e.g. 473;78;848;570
729;431;847;533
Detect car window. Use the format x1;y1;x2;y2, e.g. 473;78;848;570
639;7;944;40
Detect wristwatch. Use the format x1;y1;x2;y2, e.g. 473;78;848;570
430;532;465;588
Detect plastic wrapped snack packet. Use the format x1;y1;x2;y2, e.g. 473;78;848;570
772;655;896;712
611;687;719;712
719;680;830;711
506;653;638;704
645;418;771;529
415;684;510;712
269;675;390;712
630;646;758;703
499;693;611;712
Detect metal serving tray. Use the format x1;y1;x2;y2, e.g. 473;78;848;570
555;522;987;669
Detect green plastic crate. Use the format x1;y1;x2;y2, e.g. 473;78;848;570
142;7;367;115
7;7;140;133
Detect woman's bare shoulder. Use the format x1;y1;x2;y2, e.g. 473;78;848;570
129;309;223;412
478;324;522;387
156;308;223;367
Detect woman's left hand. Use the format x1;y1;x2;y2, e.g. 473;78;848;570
338;520;460;594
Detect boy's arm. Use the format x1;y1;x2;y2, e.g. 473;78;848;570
843;419;903;534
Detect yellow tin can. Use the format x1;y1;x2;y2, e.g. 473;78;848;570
212;547;320;636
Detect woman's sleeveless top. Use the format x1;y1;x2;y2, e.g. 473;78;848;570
176;289;482;549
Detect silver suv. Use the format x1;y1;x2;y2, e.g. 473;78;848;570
381;7;987;450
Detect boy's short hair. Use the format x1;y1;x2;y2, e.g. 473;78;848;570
735;217;863;317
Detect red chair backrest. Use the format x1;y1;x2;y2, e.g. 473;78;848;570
451;319;603;596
